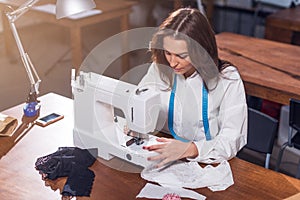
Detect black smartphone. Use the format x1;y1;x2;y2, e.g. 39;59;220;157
36;113;64;127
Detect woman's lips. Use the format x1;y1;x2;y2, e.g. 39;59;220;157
174;67;183;72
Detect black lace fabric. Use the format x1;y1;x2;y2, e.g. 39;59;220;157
35;147;98;197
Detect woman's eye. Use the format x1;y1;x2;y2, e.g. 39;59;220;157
164;51;188;59
177;54;188;59
164;50;171;55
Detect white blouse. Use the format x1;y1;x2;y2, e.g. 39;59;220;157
138;62;248;164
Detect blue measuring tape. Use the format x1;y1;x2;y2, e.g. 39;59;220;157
168;74;211;142
168;75;189;142
202;82;211;140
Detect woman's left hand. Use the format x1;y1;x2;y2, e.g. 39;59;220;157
143;137;198;168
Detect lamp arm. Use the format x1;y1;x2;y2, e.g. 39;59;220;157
5;0;41;96
8;0;40;22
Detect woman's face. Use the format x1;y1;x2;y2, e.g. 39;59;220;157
163;36;196;78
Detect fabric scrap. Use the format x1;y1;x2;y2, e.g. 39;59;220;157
136;183;206;199
35;147;97;197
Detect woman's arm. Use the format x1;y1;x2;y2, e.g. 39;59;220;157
190;72;248;163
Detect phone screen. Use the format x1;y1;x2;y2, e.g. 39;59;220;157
39;113;61;122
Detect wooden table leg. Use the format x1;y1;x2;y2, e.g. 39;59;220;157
120;14;129;75
205;0;215;25
70;27;82;72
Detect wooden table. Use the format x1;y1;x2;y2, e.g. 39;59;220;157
0;0;135;72
216;32;300;105
265;6;300;45
1;93;300;199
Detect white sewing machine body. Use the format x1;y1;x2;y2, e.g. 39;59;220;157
71;71;161;168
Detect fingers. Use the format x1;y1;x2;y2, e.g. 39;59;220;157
143;138;180;168
143;137;173;151
147;155;170;168
147;153;165;161
155;159;170;169
143;143;165;151
156;137;171;142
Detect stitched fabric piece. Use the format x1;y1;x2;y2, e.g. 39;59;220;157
35;147;97;196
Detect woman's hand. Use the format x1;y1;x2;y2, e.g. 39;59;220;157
143;138;198;168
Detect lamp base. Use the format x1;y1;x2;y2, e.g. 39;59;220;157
23;101;40;117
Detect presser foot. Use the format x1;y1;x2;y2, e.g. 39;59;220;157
126;137;144;147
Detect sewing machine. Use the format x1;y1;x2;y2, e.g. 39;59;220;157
71;70;161;168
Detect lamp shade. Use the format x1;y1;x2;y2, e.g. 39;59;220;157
56;0;96;19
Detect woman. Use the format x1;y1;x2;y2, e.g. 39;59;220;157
139;8;247;168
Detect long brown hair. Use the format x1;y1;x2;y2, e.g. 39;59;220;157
150;8;231;90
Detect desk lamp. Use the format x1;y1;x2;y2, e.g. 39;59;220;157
4;0;96;117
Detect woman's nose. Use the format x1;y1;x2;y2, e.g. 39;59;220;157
169;55;178;68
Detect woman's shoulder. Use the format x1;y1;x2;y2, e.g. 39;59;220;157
148;62;160;73
138;62;166;88
220;65;241;80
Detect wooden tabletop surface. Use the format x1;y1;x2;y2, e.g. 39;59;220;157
216;32;300;105
1;93;300;199
266;6;300;31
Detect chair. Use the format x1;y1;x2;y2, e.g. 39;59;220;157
276;98;300;178
238;107;278;169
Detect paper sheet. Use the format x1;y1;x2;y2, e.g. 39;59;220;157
136;183;206;200
32;4;102;20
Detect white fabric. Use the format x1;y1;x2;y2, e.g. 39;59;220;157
136;183;206;199
138;63;247;164
141;160;234;192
